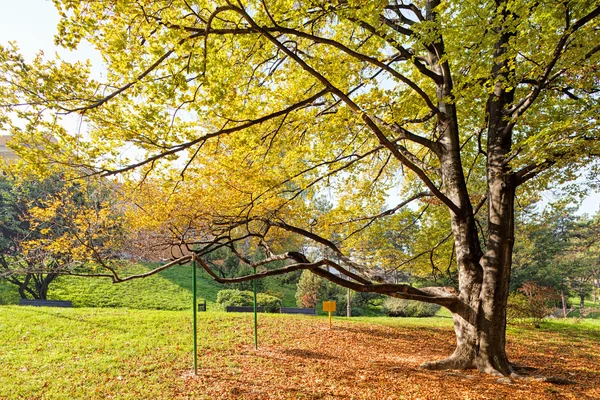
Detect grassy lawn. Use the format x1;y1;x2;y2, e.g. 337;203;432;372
1;306;598;399
0;263;299;309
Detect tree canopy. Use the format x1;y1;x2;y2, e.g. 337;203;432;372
1;0;599;376
0;163;123;299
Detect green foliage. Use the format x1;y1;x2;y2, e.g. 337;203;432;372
295;270;321;308
0;279;19;304
216;289;282;313
511;204;600;307
333;293;360;317
295;270;385;315
382;297;441;318
294;269;350;314
0;168;114;299
228;267;266;293
507;292;532;322
507;282;560;328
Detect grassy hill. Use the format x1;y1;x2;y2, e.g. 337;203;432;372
0;262;299;309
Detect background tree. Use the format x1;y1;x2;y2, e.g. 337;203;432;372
512;203;600;316
0;163;123;299
557;211;600;313
1;0;599;376
295;270;321;308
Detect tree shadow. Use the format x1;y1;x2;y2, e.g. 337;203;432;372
19;307;129;333
335;324;449;341
279;348;337;360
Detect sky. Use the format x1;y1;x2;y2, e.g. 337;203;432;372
1;1;598;216
0;0;102;67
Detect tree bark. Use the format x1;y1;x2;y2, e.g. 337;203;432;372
421;0;518;375
561;290;567;318
347;287;351;317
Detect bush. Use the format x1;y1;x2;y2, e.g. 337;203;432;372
216;289;281;313
507;292;530;323
508;282;560;327
256;293;282;313
382;297;440;317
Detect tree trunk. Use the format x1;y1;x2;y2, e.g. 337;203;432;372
579;293;585;315
561;290;567;318
421;181;515;376
346;288;351;317
420;129;515;375
417;0;517;377
18;285;27;300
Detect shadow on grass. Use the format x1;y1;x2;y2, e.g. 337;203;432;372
156;263;224;303
19;306;129;333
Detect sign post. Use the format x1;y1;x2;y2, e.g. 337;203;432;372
323;301;336;329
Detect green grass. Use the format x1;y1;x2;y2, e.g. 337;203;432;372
0;306;245;399
567;296;598;308
48;264;199;310
0;263;299;309
0;280;20;305
1;306;598;399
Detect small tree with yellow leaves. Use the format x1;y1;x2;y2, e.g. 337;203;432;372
0;165;123;299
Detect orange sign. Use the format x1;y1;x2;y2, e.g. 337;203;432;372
323;301;336;312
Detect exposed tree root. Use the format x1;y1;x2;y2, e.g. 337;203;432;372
418;355;474;371
421;359;577;385
506;363;576;385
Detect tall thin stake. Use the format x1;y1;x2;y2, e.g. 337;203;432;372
192;259;198;375
253;268;258;349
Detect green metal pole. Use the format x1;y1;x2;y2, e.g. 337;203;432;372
253;268;258;349
192;259;198;375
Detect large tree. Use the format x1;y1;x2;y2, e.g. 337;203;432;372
1;0;599;376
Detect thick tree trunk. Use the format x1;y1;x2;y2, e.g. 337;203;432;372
417;0;516;377
579;293;585;315
475;175;515;375
422;179;515;375
421;129;516;375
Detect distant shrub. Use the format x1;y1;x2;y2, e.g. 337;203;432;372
508;282;560;328
216;289;281;313
383;298;440;317
507;292;530;323
216;289;247;307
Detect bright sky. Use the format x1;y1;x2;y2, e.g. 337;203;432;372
1;1;598;216
0;0;102;68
